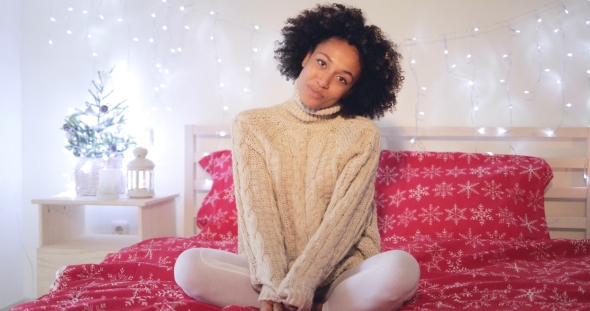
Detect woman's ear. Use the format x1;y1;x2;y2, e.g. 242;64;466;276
301;51;312;67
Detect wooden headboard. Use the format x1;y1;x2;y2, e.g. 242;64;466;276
184;125;590;239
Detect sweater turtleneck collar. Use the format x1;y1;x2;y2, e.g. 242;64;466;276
284;79;341;122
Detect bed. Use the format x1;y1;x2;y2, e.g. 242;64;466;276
12;125;590;311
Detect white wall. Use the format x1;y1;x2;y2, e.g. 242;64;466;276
0;0;25;307
17;0;590;299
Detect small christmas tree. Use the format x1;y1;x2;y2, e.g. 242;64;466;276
61;68;136;158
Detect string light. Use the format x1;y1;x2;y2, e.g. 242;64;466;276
406;41;424;148
554;2;569;133
44;0;589;154
546;129;555;136
504;27;517;125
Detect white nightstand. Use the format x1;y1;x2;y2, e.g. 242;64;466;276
32;193;179;297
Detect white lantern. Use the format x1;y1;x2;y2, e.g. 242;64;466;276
127;147;155;198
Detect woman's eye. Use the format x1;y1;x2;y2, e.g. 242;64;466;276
317;59;326;67
338;77;348;84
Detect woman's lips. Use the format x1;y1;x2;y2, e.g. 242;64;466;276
307;85;323;99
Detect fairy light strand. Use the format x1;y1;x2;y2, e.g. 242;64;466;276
405;42;423;149
504;26;518;155
47;0;55;45
553;0;569;134
525;12;544;101
44;0;589;146
398;0;563;45
467;31;479;124
83;0;96;76
209;12;228;147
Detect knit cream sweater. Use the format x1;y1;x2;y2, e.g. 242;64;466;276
231;83;381;310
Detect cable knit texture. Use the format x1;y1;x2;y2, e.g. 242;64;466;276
231;82;382;310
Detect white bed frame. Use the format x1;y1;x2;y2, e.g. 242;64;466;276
184;125;590;239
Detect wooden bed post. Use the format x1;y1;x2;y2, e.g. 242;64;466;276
184;125;195;237
586;127;590;239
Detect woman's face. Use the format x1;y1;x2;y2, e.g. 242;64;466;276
297;38;361;110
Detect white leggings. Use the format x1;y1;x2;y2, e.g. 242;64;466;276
174;248;420;311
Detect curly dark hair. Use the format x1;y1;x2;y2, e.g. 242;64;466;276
275;3;404;119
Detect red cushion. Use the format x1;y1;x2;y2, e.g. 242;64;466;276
196;150;553;247
375;150;553;248
197;150;238;241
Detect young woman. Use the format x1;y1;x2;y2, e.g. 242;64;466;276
175;4;420;311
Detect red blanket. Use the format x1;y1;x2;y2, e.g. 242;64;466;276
12;235;590;310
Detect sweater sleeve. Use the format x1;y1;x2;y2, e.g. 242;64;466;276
277;126;381;310
231;115;289;303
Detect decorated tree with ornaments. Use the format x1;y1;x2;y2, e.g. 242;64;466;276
61;68;135;158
